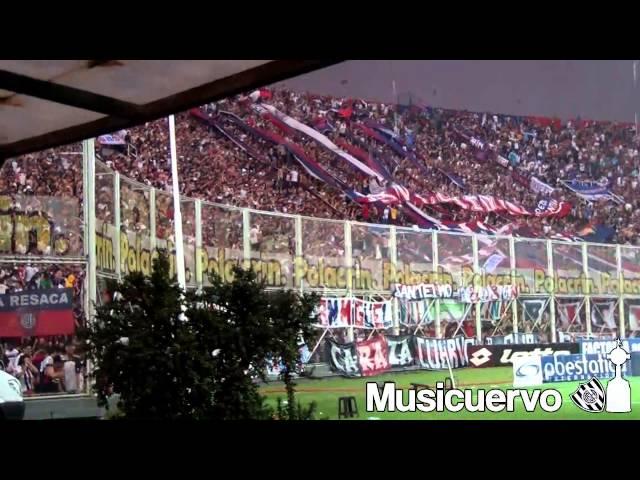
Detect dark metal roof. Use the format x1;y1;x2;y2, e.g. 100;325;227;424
0;60;341;161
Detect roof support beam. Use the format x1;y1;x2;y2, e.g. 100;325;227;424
0;60;342;160
0;69;142;118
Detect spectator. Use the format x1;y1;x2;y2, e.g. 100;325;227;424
62;342;83;394
250;224;261;251
37;353;65;394
4;342;19;376
382;206;390;224
39;345;55;377
15;354;39;395
390;206;398;224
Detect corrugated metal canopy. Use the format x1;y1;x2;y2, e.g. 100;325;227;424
0;60;341;160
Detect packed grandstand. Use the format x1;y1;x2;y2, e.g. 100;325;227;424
4;88;639;243
2;87;640;394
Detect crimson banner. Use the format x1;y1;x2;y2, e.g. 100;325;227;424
0;288;75;338
356;336;390;376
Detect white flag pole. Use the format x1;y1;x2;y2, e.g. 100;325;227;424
168;114;187;291
392;80;398;132
634;61;639;139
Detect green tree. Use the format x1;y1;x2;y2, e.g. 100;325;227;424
265;289;319;420
81;254;217;419
189;266;319;420
82;253;319;420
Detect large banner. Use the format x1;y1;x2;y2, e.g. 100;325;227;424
411;192;571;218
0;195;81;256
355;187;571;218
328;340;361;377
393;283;518;304
97;133;126;146
316;297;393;329
0;288;75;337
353;298;394;329
258;103;384;181
561;180;623;203
356;336;390;376
328;335;476;377
414;336;475;369
317;298;352;328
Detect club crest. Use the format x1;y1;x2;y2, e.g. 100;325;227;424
570;377;605;412
20;312;37;330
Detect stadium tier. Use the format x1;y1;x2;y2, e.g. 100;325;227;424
2;87;640;402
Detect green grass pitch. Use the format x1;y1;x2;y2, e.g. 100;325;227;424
261;368;640;420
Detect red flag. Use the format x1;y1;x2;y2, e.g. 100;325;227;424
259;88;272;100
338;106;353;119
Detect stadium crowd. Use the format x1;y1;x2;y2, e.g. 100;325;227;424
1;87;638;381
1;335;85;395
0;264;86;395
122;89;640;244
2;87;640;246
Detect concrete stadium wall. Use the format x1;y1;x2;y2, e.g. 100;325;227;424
23;396;102;420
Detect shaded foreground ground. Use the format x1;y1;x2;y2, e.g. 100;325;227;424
261;367;640;420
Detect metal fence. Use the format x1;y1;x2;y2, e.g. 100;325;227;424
88;165;640;344
3;141;640;354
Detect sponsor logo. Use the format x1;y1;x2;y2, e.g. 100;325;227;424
516;363;540;377
500;347;571;364
512;355;543;387
469;343;579;367
470;347;492;367
541;353;625;382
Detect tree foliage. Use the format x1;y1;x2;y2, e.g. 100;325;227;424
81;253;319;420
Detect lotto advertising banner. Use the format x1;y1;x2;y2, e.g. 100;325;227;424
0;288;75;337
328;335;476;377
468;343;580;368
